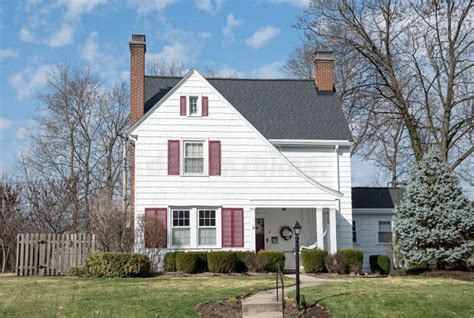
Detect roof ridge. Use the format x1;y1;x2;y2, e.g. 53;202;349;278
144;75;314;82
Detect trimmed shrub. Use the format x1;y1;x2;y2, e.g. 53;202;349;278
208;251;239;273
68;266;87;277
258;250;285;272
85;252;151;278
176;252;207;273
245;253;268;273
302;249;328;273
369;255;391;275
325;253;346;274
338;249;364;274
406;263;429;275
235;251;253;272
164;251;178;272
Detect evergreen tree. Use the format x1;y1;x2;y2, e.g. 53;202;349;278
394;150;474;269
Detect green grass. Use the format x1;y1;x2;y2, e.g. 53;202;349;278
293;276;474;318
0;274;282;317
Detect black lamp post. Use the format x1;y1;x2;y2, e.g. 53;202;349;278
293;221;302;310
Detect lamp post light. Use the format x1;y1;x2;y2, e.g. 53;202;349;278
293;221;302;310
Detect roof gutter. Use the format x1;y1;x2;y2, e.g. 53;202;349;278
269;139;353;147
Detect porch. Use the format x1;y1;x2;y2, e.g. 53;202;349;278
250;206;339;270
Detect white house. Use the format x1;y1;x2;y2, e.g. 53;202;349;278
127;34;398;271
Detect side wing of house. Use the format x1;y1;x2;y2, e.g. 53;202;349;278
130;70;342;253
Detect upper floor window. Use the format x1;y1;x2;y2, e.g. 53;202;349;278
378;220;392;243
189;96;199;115
184;141;204;174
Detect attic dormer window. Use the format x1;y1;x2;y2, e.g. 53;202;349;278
189;96;199;115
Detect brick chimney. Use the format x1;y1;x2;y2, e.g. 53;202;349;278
129;34;145;225
129;34;146;125
314;51;335;92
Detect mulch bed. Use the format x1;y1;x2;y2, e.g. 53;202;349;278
197;299;242;318
284;302;332;317
421;270;474;281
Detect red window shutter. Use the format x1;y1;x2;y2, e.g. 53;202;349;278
202;96;208;116
168;140;180;175
209;140;221;176
221;208;244;247
180;96;186;116
144;208;168;248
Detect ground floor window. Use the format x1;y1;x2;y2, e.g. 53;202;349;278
378;220;392;243
198;209;216;246
172;210;190;246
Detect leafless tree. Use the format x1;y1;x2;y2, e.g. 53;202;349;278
287;0;473;183
19;64;129;232
88;191;133;252
0;176;24;273
146;58;188;76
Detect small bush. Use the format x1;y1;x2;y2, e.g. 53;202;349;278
235;251;253;272
369;255;391;275
258;251;285;272
176;252;207;273
302;249;328;273
85;252;151;278
325;253;346;274
338;249;364;274
406;263;429;275
68;266;87;277
164;251;178;272
208;251;240;273
245;253;268;272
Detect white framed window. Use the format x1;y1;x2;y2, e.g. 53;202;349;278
198;209;217;246
352;221;357;243
171;209;191;246
183;141;205;175
378;220;392;243
188;96;199;116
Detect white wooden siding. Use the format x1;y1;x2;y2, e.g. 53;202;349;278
279;146;353;250
353;212;394;272
133;70;347;251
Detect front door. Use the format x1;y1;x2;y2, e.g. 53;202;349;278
255;218;265;252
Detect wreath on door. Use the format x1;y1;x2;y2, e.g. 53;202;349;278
280;226;293;240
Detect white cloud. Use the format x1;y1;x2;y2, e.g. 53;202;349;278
10;64;54;100
0;48;19;59
148;42;192;65
268;0;309;7
195;0;222;14
19;28;36;43
47;24;74;47
251;62;285;78
245;26;280;49
128;0;178;16
222;14;242;45
57;0;105;21
198;32;212;39
81;31;128;82
0;117;12;130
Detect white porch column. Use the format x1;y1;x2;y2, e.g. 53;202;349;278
316;208;324;250
248;207;256;251
329;201;339;253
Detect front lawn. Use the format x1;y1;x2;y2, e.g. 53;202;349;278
295;276;474;317
0;274;279;317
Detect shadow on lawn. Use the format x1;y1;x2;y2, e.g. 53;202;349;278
309;292;351;304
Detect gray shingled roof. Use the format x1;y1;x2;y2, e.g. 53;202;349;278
352;187;405;209
144;76;353;141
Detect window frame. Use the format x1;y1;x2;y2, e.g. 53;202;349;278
188;95;200;116
181;139;208;176
377;220;392;244
170;209;191;247
197;209;217;247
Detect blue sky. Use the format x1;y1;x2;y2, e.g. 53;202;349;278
2;0;467;197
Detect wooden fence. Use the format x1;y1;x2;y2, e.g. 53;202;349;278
16;233;96;276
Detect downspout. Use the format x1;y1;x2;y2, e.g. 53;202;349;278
334;145;340;192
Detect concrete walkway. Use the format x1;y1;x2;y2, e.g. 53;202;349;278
241;274;330;317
